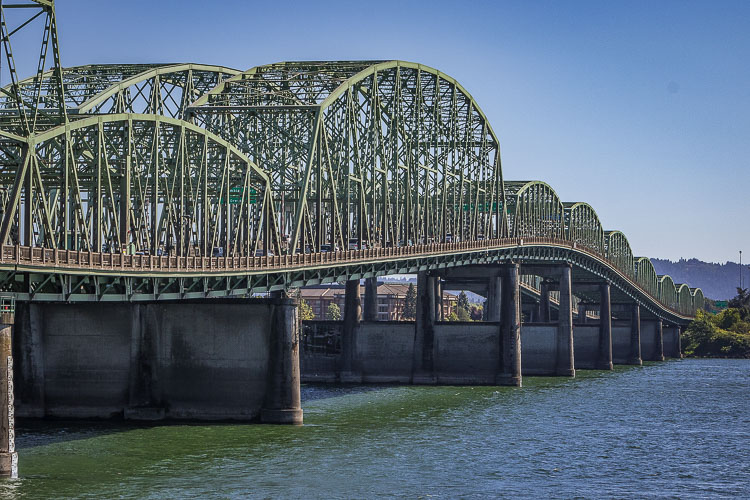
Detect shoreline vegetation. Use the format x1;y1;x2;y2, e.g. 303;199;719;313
683;288;750;358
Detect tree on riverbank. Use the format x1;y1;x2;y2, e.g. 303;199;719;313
299;299;315;321
403;283;417;320
683;288;750;358
326;302;341;321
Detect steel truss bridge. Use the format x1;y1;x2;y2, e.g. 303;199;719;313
0;1;701;324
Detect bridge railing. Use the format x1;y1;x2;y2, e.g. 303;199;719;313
0;238;690;317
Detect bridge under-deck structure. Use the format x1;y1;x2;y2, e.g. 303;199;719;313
0;1;701;478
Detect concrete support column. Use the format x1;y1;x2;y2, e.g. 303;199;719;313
0;307;17;478
486;275;502;322
261;293;303;424
363;277;378;322
628;303;643;365
655;319;665;361
597;282;613;370
413;271;436;383
540;280;551;323
677;326;683;359
340;279;362;382
577;303;587;324
497;264;522;386
434;278;444;321
556;265;575;377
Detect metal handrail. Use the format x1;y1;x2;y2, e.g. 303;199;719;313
0;238;692;317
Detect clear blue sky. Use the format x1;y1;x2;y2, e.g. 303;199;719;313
12;0;750;263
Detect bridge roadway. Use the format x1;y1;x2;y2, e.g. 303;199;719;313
0;1;702;477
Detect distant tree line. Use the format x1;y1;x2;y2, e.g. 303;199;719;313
651;257;750;300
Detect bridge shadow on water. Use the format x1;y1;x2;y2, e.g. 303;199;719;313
14;365;642;452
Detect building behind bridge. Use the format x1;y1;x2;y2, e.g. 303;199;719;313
299;283;458;321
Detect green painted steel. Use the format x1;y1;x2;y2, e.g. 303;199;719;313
691;288;705;312
634;257;658;299
188;60;507;253
658;275;678;311
676;283;692;316
564;201;604;254
0;1;703;321
505;181;564;239
605;231;635;279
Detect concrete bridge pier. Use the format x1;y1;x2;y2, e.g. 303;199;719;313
656;320;665;361
412;271;437;383
497;264;522;386
340;280;363;383
597;282;614;370
577;303;588;324
261;292;303;425
641;319;665;361
539;280;551;323
628;303;643;365
363;277;378;322
0;307;17;478
486;274;502;322
435;277;444;321
556;265;575;377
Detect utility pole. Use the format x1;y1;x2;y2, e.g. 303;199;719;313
741;250;743;289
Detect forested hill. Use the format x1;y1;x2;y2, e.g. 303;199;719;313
651;258;749;300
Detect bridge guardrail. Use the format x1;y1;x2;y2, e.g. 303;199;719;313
0;238;691;318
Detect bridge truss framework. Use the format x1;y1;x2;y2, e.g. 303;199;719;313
0;1;702;324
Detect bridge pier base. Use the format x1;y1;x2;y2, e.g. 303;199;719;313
597;282;614;370
497;264;522;386
261;294;303;425
0;308;17;478
340;280;363;383
627;304;643;365
556;265;575;377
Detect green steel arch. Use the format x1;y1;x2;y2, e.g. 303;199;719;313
0;114;278;257
188;60;506;253
658;275;678;311
1;63;239;122
676;283;692;316
634;257;658;298
504;181;564;239
563;201;604;253
691;288;705;312
1;64;161;111
72;64;240;118
605;230;635;278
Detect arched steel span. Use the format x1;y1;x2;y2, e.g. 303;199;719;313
676;283;692;316
564;202;604;255
188;60;507;254
0;114;278;258
0;63;239;129
0;54;702;319
691;288;705;312
504;181;564;239
659;275;678;311
635;257;658;298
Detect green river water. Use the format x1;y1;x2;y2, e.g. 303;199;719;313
1;359;748;499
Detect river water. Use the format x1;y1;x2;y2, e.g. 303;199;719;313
2;359;748;499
